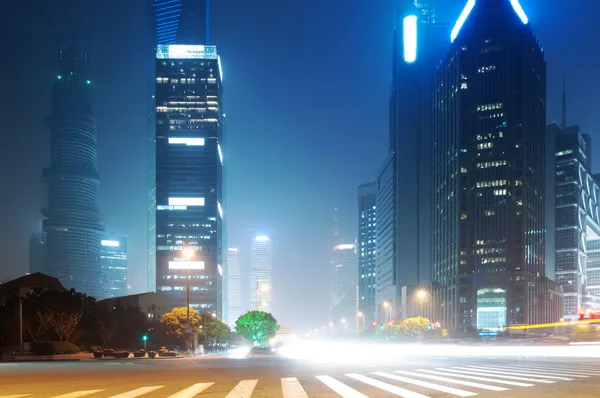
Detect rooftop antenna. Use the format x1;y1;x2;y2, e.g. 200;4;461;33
561;77;567;128
206;0;210;44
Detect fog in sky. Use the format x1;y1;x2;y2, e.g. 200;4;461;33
1;0;599;330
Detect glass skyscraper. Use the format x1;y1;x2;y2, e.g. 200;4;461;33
154;44;224;316
330;243;358;332
100;235;128;298
250;236;273;313
358;182;377;324
432;0;560;331
42;47;107;300
226;248;242;325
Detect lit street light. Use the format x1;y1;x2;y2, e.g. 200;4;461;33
383;301;392;323
356;311;365;333
183;247;195;321
416;289;427;317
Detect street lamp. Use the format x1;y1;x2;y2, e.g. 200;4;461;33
340;317;347;333
357;311;364;333
383;301;392;323
183;248;195;321
417;290;427;317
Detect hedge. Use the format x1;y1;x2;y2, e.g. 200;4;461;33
31;341;81;355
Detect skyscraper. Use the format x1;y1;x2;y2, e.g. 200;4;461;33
358;183;377;324
432;0;560;330
154;44;224;315
100;235;128;298
250;236;273;313
42;46;107;299
227;248;242;325
155;0;183;45
330;244;358;332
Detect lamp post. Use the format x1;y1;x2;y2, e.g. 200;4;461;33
203;312;217;352
417;290;427;317
183;248;195;321
383;301;392;323
340;317;347;334
357;311;364;334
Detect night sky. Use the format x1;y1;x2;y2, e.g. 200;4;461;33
0;0;599;330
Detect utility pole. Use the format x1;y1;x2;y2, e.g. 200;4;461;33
19;299;23;353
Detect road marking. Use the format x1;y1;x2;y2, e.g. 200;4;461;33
51;391;104;398
281;377;309;398
316;375;369;398
449;367;556;383
167;383;214;398
373;372;476;397
0;395;32;398
465;366;574;380
509;364;600;376
395;370;508;391
346;373;429;398
478;365;590;378
225;380;258;398
109;386;164;397
418;369;533;387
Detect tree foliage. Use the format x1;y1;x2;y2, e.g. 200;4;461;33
160;307;202;337
235;311;279;347
395;317;430;337
200;317;232;345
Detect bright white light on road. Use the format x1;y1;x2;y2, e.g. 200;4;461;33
228;346;251;359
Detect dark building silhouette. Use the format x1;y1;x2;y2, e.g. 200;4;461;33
42;47;106;299
431;0;561;331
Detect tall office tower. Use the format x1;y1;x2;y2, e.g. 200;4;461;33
227;248;242;325
100;235;128;298
154;44;224;316
29;232;47;274
375;154;397;322
549;123;600;319
250;236;273;313
42;47;107;299
330;244;358;331
147;95;157;293
358;183;377;324
155;0;183;45
391;1;447;296
432;0;561;331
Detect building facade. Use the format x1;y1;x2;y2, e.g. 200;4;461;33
154;44;224;316
549;123;600;319
226;248;242;325
29;232;47;275
432;0;558;331
250;236;273;313
358;182;377;324
330;244;358;332
100;235;128;298
42;47;107;300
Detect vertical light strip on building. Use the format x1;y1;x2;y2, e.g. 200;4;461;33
403;15;418;63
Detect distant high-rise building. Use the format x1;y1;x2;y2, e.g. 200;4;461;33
155;0;183;44
358;183;377;324
42;46;107;299
154;44;224;316
375;154;397;322
250;236;273;313
29;232;47;274
147;94;157;293
100;235;128;298
227;248;242;325
432;0;560;330
330;244;358;332
549;123;600;319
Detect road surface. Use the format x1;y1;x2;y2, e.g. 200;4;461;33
1;354;599;397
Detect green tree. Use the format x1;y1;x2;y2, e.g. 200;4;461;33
160;307;202;337
396;317;430;337
235;311;279;347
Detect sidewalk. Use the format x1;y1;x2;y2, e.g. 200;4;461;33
1;352;93;362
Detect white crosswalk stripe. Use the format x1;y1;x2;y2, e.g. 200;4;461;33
281;377;309;398
167;383;214;398
315;375;368;398
346;373;429;398
416;369;534;387
394;370;508;391
109;386;164;398
0;395;32;398
51;391;104;398
225;380;258;398
510;364;600;375
478;365;590;378
447;367;557;383
373;372;477;397
465;366;574;380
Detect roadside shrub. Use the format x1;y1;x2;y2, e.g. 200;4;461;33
31;341;80;355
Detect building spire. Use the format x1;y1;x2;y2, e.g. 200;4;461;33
561;77;567;128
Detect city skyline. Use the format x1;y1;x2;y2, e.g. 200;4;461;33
1;0;600;330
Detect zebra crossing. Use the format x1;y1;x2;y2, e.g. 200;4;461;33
2;362;599;397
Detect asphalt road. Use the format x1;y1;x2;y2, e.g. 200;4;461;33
1;353;599;397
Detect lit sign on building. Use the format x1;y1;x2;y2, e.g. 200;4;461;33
403;15;418;63
157;205;187;211
217;202;223;219
255;236;270;241
101;240;120;247
168;137;205;146
334;244;355;251
168;261;205;270
451;0;528;43
168;197;205;206
156;45;218;60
